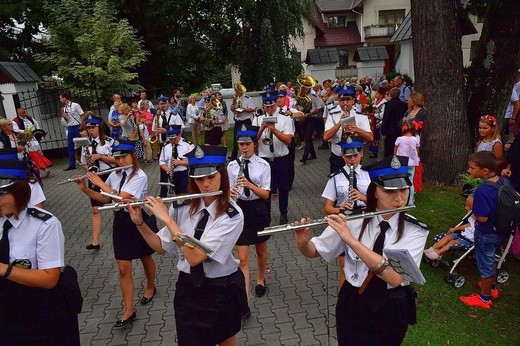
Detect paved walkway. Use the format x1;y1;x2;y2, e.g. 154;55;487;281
43;140;377;345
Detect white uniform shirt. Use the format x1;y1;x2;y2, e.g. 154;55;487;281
159;139;194;172
253;112;295;158
0;208;64;269
235;95;254;121
311;213;428;288
29;181;46;207
504;81;520;119
325;109;371;156
105;167;148;201
63;101;84;127
157;199;244;277
153;110;185;139
227;154;271;201
321;164;370;208
323;100;340;120
80;136;114;170
310;93;325;117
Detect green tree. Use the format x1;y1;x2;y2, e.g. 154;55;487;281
35;0;146;100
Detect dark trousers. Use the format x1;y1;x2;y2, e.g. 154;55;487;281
329;152;344;175
302;117;317;161
287;138;296;189
384;134;398;158
263;155;289;215
160;169;170;197
67;125;81;168
230;118;252;160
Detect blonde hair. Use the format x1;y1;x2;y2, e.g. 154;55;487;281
408;92;425;108
118;103;130;113
479;115;501;140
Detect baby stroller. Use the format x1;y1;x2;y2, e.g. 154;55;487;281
424;210;515;289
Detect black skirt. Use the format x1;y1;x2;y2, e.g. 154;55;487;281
236;198;271;245
336;282;412;346
112;209;155;260
89;173;109;207
0;276;80;345
204;127;222;145
174;270;246;345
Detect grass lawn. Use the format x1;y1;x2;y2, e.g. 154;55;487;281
404;184;520;345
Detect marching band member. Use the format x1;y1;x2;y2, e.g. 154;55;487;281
253;91;295;225
322;136;371;288
159;125;194;197
152;96;185;144
273;89;304;191
75;140;157;328
81;114;115;250
128;145;247;346
0;148;46;208
228;125;271;303
324;85;373;174
0;159;80;344
295;155;428;345
230;84;255;160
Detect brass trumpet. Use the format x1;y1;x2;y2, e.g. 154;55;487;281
149;109;162;144
295;74;316;113
98;190;223;211
57;164;133;185
257;206;416;236
202;97;221;131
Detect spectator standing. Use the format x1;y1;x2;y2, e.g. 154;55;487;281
59;91;84;170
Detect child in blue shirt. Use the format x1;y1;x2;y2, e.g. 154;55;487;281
460;151;512;309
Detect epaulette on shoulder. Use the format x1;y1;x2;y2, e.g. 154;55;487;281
28;178;38;184
404;214;430;230
356;111;366;115
185;140;192;145
163;141;171;147
328;170;341;178
105;136;113;142
244;95;250;99
27;208;53;222
226;205;240;218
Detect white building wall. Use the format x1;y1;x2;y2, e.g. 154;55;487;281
394;40;415;80
362;0;410;27
356;60;386;79
461;14;483;67
0;82;39;120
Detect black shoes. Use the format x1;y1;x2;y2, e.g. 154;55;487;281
255;283;266;298
114;311;136;328
140;287;157;305
63;166;76;171
317;145;329;150
308;155;317;160
279;214;288;225
86;244;100;250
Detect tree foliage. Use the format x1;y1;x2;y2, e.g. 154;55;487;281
35;0;146;100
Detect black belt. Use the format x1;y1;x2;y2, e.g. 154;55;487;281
179;271;233;286
261;155;287;162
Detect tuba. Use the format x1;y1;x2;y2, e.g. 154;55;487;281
294;74;316;114
232;83;246;115
202;96;221;131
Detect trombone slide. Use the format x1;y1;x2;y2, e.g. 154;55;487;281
257;206;416;236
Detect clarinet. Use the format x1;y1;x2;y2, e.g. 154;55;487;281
232;153;246;202
346;164;355;211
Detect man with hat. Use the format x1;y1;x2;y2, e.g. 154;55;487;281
274;89;303;190
230;84;255;160
253;91;294;225
152;96;185;144
324;85;373;174
159;125;194;197
321;136;371;288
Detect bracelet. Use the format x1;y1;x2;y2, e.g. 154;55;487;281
135;220;144;227
370;257;386;272
376;264;391;277
3;264;13;278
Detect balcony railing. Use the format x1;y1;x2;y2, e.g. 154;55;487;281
364;24;396;38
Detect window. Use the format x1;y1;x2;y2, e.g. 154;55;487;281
378;10;405;25
328;16;346;28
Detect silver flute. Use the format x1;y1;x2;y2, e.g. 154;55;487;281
174;233;214;254
257;205;416;236
57;164;133;185
98;191;223;211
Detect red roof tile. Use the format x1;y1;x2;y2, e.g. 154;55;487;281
311;3;361;47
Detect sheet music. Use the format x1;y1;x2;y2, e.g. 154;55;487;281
384;248;426;285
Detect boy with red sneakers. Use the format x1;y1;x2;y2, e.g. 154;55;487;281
459;152;510;309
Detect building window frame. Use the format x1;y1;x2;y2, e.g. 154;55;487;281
378;10;406;25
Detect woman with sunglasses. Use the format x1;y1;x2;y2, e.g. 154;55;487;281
0;159;80;344
128;145;247;346
75;139;157;328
